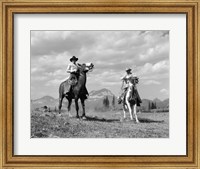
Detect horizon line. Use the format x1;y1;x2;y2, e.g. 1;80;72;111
31;93;169;102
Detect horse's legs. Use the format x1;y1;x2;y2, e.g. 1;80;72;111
80;98;86;118
67;98;72;117
122;103;126;119
126;97;133;120
75;98;79;118
58;95;64;113
125;90;133;120
133;104;139;123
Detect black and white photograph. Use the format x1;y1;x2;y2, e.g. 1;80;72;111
31;30;169;138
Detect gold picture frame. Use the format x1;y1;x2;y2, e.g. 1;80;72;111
0;0;199;168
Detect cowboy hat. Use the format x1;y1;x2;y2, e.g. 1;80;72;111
125;68;132;72
70;56;78;62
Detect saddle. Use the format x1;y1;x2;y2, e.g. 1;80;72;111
118;87;137;104
68;73;78;86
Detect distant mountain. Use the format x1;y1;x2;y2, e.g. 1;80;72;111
162;98;169;108
31;89;117;111
32;95;56;105
86;88;117;110
31;96;58;109
31;88;169;111
89;88;114;100
153;98;162;103
140;98;169;111
140;99;152;109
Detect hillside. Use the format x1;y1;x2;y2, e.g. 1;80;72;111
89;88;114;100
31;96;58;109
31;88;169;111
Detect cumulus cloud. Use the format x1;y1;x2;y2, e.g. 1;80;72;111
160;88;169;95
137;60;169;80
31;76;47;81
141;73;169;80
139;43;168;62
143;80;161;85
31;67;44;74
45;77;66;87
31;30;169;100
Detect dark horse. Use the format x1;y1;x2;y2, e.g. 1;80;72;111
58;63;94;118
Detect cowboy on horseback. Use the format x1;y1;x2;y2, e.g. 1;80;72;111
118;68;142;122
66;56;89;97
119;68;142;106
59;60;94;118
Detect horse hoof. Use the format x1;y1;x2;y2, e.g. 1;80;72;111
120;118;124;122
57;114;62;117
135;120;140;124
82;116;87;120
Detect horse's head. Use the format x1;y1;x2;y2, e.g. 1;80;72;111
79;63;94;73
86;62;94;71
129;76;139;85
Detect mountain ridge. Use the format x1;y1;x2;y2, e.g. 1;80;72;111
31;88;169;110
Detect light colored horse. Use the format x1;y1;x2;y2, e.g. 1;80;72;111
122;82;139;123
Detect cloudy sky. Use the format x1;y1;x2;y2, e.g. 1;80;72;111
31;30;169;100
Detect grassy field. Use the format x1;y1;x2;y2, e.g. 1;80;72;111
31;109;169;138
